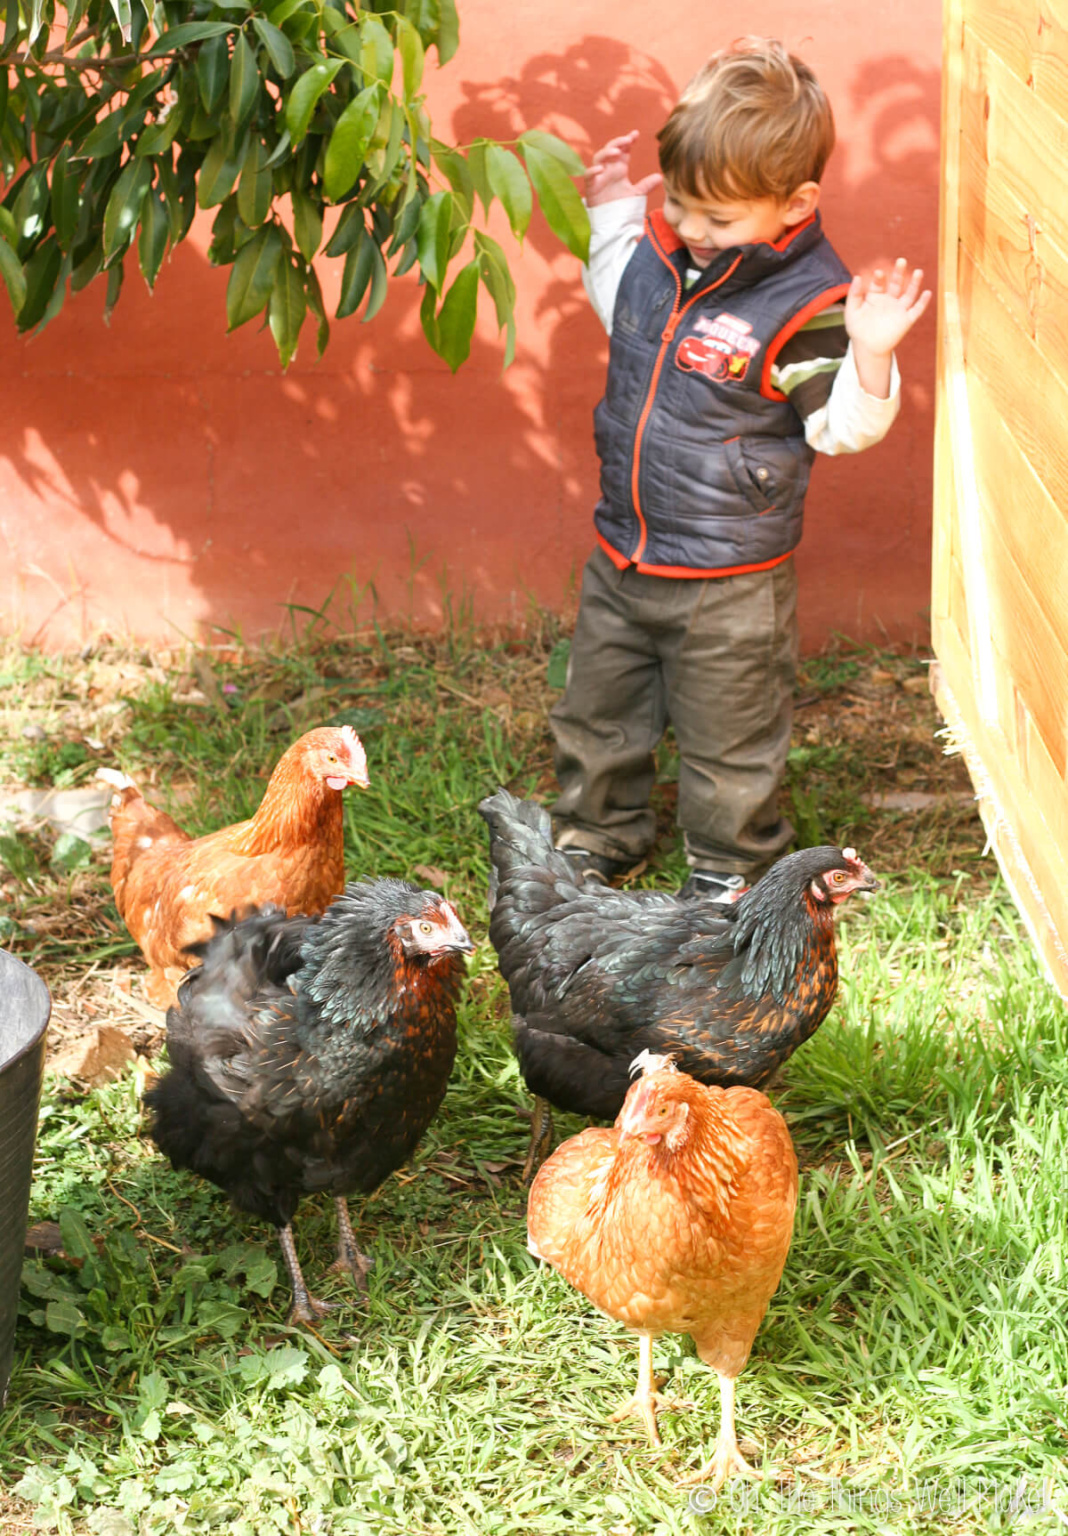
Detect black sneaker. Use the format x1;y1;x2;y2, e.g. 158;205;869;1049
678;871;749;903
558;848;641;888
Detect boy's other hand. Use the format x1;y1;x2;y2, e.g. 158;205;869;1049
846;258;932;396
586;130;663;207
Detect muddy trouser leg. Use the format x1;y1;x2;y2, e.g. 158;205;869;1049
550;547;668;864
659;558;799;878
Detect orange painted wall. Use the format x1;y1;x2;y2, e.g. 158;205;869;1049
1;1;941;650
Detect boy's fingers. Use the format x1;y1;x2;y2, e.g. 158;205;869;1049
632;172;663;195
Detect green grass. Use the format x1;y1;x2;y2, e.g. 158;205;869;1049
2;629;1065;1533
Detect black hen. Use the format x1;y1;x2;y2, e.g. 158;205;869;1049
479;789;877;1177
145;879;473;1322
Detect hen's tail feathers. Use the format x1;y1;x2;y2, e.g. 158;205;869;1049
478;788;583;909
170;904;310;1034
96;767;137;791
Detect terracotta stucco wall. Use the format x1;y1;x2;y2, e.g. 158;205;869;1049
1;1;941;650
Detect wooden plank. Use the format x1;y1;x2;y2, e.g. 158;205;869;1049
941;0;966;291
979;497;1068;775
964;0;1068;121
931;663;1068;994
977;48;1068;242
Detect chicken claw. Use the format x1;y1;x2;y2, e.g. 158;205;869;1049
521;1095;555;1184
328;1197;375;1291
678;1374;765;1490
609;1335;674;1446
279;1224;338;1327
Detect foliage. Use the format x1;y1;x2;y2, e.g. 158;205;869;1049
0;0;590;369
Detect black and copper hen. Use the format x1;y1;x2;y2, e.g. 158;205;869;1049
479;788;877;1177
145;879;473;1321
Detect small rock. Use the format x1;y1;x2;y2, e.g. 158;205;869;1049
21;724;47;742
902;675;930;695
50;1025;136;1087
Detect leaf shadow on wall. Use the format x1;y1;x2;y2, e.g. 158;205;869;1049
1;42;939;649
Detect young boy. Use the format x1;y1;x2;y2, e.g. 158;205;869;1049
551;37;930;899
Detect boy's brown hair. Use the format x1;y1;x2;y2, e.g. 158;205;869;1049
657;38;836;203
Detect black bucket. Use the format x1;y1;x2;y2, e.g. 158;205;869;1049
0;949;50;1407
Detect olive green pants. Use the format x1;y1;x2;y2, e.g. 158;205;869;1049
550;546;799;877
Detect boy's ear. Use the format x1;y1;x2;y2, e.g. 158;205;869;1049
782;181;821;227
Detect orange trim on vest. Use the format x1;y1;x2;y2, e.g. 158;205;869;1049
759;281;852;400
596;531;794;580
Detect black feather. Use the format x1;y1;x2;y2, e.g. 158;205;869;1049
479;789;866;1120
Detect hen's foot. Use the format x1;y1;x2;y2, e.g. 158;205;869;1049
520;1096;555;1185
678;1440;763;1491
287;1292;338;1326
609;1378;671;1446
328;1246;374;1289
330;1198;374;1291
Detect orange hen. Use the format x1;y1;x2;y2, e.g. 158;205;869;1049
527;1052;798;1490
105;725;369;1007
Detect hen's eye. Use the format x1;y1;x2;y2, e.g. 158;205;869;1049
419;921;434;935
327;754;337;763
659;1106;668;1116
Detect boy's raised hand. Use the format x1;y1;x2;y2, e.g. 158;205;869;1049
585;129;663;207
845;257;932;397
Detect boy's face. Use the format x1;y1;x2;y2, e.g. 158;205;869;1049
661;181;819;267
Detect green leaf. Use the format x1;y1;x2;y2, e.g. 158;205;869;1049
435;0;459;64
79;111;127;160
226;222;282;329
135;111;181;157
237;136;272;228
107;0;133;42
474;229;516;365
416;189;452;292
324;202;365;258
45;1297;88;1337
102;157;152;263
519;139;590;262
485;145;531;241
466;140;492;217
197;32;229;114
197;128;245;208
50;147;79;251
137;188;168;289
359;14;393;84
546;638;570;688
336;224;371;318
252;16;295;78
146;20;235;53
430;142;474;221
291;189;322;260
58;1207;96;1260
323;85;381;202
51;831;92;871
418;277;438;350
434;257;477;371
0;236;26;316
304;261;329;358
104;259;124;324
362;238;387;322
268;256;306;367
229;30;259;126
396;16;425;98
516;127;586;177
13;161;50;253
284;60;343;146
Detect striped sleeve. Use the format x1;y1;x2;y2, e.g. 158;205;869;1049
770;303;849;418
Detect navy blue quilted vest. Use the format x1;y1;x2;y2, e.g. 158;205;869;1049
593;210;851;576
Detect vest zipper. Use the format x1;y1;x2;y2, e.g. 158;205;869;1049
629;231;743;563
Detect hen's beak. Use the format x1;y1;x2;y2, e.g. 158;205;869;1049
444;908;475;954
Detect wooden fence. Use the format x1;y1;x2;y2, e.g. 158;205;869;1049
933;0;1068;991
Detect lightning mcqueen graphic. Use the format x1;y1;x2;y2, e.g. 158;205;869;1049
676;313;762;384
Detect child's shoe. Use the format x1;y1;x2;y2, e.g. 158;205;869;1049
678;870;749;903
558;848;643;888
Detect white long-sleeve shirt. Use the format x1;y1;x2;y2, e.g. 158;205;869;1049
583;197;901;456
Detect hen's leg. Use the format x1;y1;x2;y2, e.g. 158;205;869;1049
610;1333;668;1446
678;1373;763;1490
328;1197;374;1289
521;1096;555;1184
278;1224;335;1325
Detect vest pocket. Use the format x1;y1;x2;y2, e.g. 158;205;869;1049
724;435;806;514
